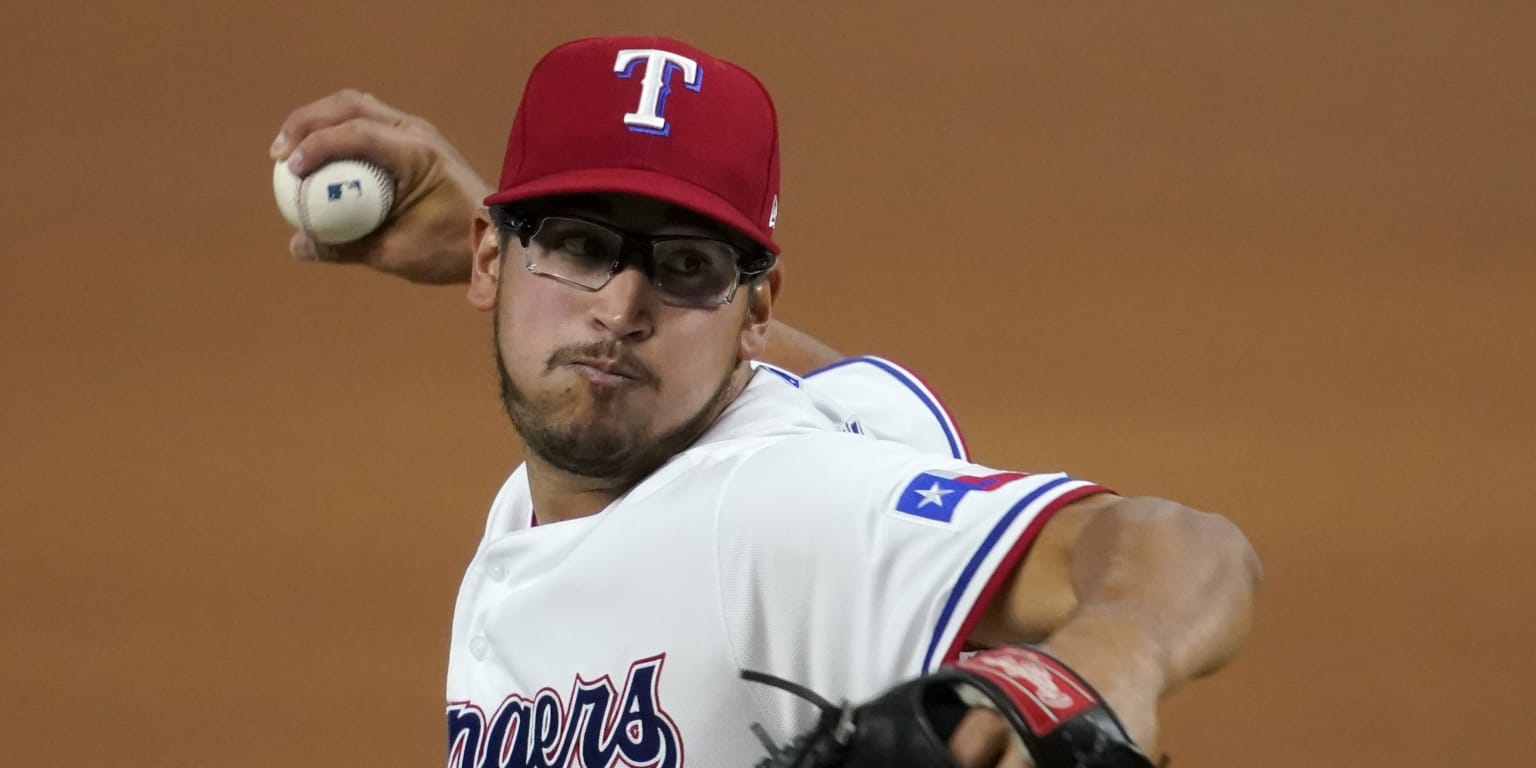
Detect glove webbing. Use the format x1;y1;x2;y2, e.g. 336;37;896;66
742;669;855;768
742;646;1167;768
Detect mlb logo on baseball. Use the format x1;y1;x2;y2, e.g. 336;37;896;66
326;179;363;200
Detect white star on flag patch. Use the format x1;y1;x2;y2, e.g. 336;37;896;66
894;469;1029;522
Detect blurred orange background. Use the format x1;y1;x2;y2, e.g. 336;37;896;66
3;2;1532;765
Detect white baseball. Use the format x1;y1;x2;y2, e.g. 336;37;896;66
273;159;395;244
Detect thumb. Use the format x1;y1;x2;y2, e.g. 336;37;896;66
289;233;343;263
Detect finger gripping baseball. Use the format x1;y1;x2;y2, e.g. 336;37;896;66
745;646;1156;768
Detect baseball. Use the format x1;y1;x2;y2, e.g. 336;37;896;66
273;158;395;244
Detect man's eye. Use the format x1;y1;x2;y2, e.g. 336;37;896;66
660;250;724;281
559;236;593;256
667;253;707;275
551;235;614;266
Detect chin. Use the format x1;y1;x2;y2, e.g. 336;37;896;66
536;424;655;480
559;389;651;428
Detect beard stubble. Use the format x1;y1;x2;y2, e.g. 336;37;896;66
493;313;741;485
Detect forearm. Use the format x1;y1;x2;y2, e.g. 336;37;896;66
1042;497;1262;740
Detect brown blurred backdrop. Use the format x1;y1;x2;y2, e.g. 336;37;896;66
3;2;1532;766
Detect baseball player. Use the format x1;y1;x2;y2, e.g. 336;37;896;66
272;36;1260;768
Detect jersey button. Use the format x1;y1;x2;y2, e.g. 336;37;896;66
469;634;489;661
488;560;507;582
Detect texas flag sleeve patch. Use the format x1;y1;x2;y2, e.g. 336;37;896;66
895;470;1029;522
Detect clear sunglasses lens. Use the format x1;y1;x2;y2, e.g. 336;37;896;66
523;216;749;305
527;217;622;288
652;240;741;306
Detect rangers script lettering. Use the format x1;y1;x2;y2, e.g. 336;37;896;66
446;656;684;768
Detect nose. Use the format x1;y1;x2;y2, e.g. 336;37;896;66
588;264;655;341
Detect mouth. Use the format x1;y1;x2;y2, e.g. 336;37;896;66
564;357;643;386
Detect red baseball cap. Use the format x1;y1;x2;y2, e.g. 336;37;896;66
485;36;782;254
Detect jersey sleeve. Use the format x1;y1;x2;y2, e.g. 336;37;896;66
757;356;968;459
713;433;1108;708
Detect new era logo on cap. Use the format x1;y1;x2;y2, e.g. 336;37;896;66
486;36;781;253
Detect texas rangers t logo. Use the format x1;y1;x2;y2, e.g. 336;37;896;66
613;49;703;136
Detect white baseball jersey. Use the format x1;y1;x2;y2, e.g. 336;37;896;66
445;357;1106;767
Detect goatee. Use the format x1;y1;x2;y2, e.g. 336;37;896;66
494;315;739;484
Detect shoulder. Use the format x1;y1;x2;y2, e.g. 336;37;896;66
769;357;969;460
714;430;971;511
714;430;1105;539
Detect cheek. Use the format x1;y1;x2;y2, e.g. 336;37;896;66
660;311;747;388
497;275;572;370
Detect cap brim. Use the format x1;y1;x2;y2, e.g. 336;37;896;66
484;168;779;255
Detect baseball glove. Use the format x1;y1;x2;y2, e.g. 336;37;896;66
743;646;1160;768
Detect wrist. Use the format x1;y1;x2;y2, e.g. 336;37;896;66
945;645;1159;767
1038;610;1169;748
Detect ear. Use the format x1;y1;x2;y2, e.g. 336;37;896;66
466;209;502;311
738;263;783;361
